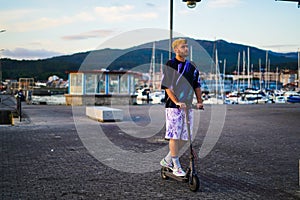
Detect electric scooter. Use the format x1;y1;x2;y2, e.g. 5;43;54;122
160;106;202;192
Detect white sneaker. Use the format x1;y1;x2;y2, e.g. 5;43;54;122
160;158;173;170
173;167;186;176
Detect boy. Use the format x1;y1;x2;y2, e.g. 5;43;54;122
160;38;203;176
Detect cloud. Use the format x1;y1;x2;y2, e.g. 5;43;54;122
0;9;36;20
62;29;115;40
0;8;95;32
207;0;242;8
17;17;73;32
2;5;157;32
15;12;95;32
94;5;158;22
146;3;156;7
2;48;63;60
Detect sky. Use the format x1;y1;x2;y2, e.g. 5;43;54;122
0;0;300;60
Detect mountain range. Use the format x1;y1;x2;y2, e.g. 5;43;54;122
1;39;298;81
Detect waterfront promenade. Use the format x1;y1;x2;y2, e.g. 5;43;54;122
1;102;300;199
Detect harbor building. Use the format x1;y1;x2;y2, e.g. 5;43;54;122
65;70;143;106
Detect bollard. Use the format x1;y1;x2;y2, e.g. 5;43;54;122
17;97;22;122
19;97;22;122
11;114;14;126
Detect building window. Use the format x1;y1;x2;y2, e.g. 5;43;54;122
85;74;97;94
70;73;83;94
97;74;106;94
109;74;119;94
120;74;128;94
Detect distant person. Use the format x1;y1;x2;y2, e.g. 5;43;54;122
28;90;32;101
160;38;203;176
15;89;25;101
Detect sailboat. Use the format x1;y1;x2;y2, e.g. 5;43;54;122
287;49;300;103
149;52;165;104
298;49;300;91
204;45;223;104
137;42;165;104
136;42;156;104
148;42;156;91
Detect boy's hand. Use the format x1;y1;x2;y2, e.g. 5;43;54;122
196;102;204;110
176;102;186;108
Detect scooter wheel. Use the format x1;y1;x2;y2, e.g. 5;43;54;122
161;168;169;180
189;174;199;192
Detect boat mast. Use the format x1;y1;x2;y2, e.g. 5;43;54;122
149;42;156;91
160;53;163;75
259;59;262;90
298;49;300;90
190;45;193;62
223;59;226;98
265;50;268;90
242;51;246;90
237;52;240;92
215;48;219;98
267;58;271;89
160;53;163;90
153;42;155;91
247;47;250;88
276;67;278;91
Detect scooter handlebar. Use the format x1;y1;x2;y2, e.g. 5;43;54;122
192;104;204;110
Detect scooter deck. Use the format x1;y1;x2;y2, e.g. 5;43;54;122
161;167;189;182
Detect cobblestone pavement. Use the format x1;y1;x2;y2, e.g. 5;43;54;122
1;103;300;199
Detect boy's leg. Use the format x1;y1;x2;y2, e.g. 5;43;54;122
169;139;187;176
161;108;186;176
169;139;178;157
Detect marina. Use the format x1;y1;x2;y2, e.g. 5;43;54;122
2;75;299;106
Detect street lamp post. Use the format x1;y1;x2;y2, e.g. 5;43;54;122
0;49;4;85
0;30;6;84
169;0;173;60
169;1;201;59
298;48;300;91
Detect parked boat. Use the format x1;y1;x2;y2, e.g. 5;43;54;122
150;91;165;104
135;89;165;105
136;88;152;104
275;96;286;104
224;98;238;104
224;91;239;104
244;93;268;104
203;97;224;104
287;95;300;103
284;91;299;100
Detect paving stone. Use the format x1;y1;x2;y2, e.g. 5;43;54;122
0;103;299;199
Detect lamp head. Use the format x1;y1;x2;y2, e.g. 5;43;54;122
182;0;201;9
186;1;197;8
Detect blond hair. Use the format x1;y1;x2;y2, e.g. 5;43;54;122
172;38;187;50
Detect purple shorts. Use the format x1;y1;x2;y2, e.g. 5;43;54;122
165;108;193;141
